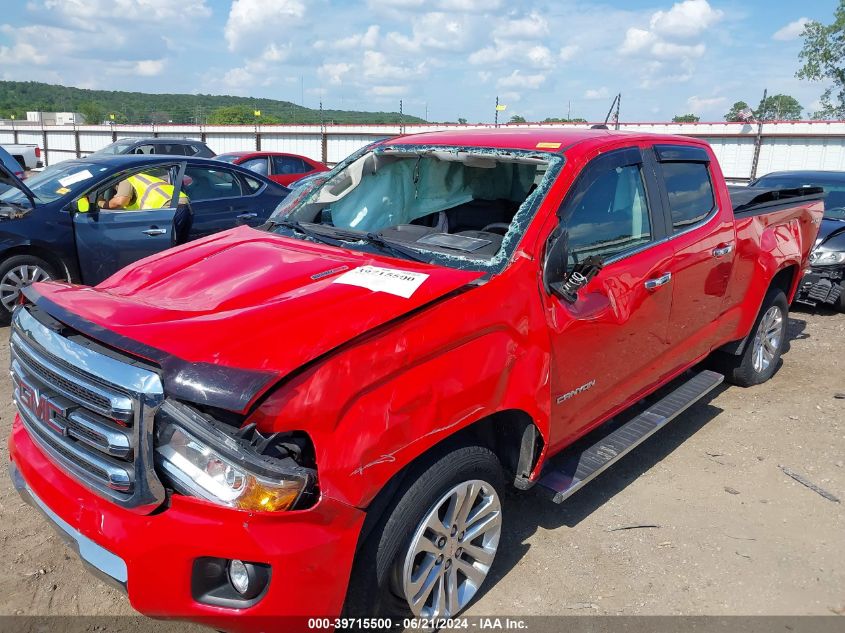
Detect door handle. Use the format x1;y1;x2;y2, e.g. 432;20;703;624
236;212;258;219
644;272;672;290
712;244;733;258
142;228;167;236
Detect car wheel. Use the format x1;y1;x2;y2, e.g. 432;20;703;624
344;445;504;619
838;280;845;313
719;288;788;387
0;255;56;324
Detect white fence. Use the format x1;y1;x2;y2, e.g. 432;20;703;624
4;120;845;181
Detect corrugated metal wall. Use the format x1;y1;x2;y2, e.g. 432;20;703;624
4;121;845;180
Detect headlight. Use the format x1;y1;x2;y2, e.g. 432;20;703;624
155;401;315;512
809;249;845;266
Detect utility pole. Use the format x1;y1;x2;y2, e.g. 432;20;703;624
567;100;571;121
495;96;499;128
399;99;405;134
750;88;767;181
615;93;621;130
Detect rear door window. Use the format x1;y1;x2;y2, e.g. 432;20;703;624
658;157;715;232
272;156;310;175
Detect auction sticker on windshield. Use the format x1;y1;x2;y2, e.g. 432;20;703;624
333;265;429;298
57;169;93;187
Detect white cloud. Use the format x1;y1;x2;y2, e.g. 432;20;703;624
468;42;556;69
225;0;305;51
497;70;546;90
362;50;426;81
687;95;727;113
220;44;291;92
370;85;409;97
38;0;211;27
773;17;810;41
386;12;478;52
648;0;723;39
492;12;548;40
135;59;166;76
559;45;579;62
318;62;354;86
584;87;609;100
334;25;380;50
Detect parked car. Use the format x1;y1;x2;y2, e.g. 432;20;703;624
90;138;216;158
749;170;845;311
7;129;822;630
215;151;328;186
0;146;25;187
1;143;42;170
0;154;288;318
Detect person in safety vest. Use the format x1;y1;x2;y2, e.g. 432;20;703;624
98;172;189;210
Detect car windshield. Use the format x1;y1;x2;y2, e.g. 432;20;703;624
91;140;137;156
215;154;240;164
0;161;108;205
269;145;562;273
752;175;845;221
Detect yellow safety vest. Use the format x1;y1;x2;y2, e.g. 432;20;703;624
125;173;189;210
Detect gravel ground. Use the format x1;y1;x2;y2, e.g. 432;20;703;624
0;306;842;626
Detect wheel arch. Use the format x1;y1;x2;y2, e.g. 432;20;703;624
0;243;74;282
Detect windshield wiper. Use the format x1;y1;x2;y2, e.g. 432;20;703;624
270;219;347;247
360;232;432;263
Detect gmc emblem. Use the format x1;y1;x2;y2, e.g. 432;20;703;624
12;371;68;435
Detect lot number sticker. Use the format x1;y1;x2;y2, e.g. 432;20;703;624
333;265;429;298
57;169;94;187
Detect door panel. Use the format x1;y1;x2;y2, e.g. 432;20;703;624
544;146;675;452
73;208;175;285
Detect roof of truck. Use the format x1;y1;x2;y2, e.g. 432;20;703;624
384;127;709;153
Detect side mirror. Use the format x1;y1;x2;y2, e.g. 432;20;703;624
542;228;569;294
75;197;91;213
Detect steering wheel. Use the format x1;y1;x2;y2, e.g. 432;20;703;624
481;222;510;234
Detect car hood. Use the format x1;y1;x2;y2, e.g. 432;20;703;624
0;162;35;206
32;226;483;396
816;218;845;246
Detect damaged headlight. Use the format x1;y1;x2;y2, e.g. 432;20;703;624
809;248;845;266
155;400;316;512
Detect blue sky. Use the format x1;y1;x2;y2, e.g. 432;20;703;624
0;0;838;122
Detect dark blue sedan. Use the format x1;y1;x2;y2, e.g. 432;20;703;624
0;154;289;319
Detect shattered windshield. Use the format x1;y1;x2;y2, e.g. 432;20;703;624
269;145;563;273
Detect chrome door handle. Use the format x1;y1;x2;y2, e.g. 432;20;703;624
236;212;258;219
142;228;167;236
644;272;672;290
712;244;733;258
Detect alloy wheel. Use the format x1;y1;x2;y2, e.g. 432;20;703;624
402;479;502;619
751;305;783;374
0;264;51;311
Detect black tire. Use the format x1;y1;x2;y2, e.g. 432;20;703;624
0;254;58;324
344;445;505;620
838;280;845;313
716;288;788;387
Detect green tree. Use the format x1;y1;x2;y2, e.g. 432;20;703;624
797;2;845;118
209;105;280;124
542;117;588;123
724;101;751;121
457;117;467;124
78;101;104;124
508;114;527;123
755;94;803;120
672;114;700;123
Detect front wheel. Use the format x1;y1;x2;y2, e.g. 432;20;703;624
0;255;56;324
717;288;788;387
344;445;505;619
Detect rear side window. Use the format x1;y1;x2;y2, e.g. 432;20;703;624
241;157;269;176
183;166;243;201
272;156;310;175
241;174;264;193
661;162;715;232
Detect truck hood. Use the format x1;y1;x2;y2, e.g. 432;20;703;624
31;226;483;407
816;218;845;245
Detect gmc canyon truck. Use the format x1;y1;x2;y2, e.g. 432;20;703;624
7;129;823;631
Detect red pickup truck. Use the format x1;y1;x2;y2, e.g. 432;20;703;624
8;129;823;630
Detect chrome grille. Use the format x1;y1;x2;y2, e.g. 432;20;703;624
10;306;165;513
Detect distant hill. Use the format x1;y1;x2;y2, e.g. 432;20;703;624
0;80;425;125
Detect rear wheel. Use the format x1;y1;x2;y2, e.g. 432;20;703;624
717;288;788;387
0;255;56;324
344;445;505;619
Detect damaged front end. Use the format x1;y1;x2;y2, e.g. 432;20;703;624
795;219;845;310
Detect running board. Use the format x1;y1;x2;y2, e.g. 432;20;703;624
537;370;724;503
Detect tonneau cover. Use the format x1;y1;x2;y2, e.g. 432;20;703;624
730;185;824;214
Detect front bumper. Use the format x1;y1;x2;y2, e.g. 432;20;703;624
795;268;843;306
9;416;366;632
